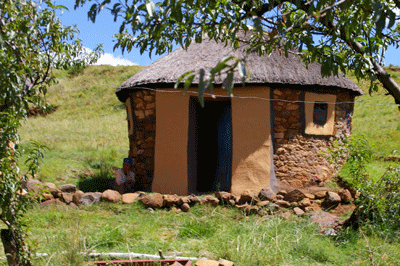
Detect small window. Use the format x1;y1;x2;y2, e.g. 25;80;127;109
313;102;328;126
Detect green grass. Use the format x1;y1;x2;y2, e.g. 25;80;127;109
19;65;143;185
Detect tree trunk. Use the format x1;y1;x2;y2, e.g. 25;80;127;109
1;229;18;266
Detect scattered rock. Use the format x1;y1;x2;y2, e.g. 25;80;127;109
43;182;57;190
275;200;291;208
122;193;139;204
139;193;164;208
256;200;270;207
304;193;315;200
236;204;259;214
73;190;85;205
58;184;76;193
49;188;62;199
239;189;258;204
314;191;327;199
284;189;306;203
228;199;236;207
181;203;190;212
199;195;219;207
40;199;66;207
338;189;353;202
163;194;183;207
171;206;181;212
215;191;232;204
181;196;191;204
26;179;42;194
277;190;287;196
259;187;276;201
41;193;54;202
310;212;342;232
102;189;121;203
148;207;154;212
195;259;219;266
298;198;311;208
322;191;341;209
78;192;101;206
188;194;200;205
293;207;305;215
68;202;78;209
61;192;73;204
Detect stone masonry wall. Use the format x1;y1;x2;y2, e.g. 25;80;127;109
127;90;156;191
273;88;354;188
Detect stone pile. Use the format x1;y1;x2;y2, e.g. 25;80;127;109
26;179;354;222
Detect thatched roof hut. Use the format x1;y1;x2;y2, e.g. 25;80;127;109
116;37;361;196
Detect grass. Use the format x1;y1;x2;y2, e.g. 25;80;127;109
9;65;400;265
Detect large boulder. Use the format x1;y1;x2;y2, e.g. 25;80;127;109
139;193;164;208
284;189;306;203
58;184;76;193
61;193;73;204
78;192;102;206
101;189;121;203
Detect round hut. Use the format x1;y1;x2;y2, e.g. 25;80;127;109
116;38;363;196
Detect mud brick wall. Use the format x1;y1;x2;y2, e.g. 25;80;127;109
127;90;156;191
272;88;354;188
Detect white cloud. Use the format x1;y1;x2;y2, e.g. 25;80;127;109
94;53;139;66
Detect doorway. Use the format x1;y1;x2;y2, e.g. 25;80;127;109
188;96;232;194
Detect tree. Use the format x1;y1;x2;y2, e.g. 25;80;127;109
75;0;400;105
0;0;102;264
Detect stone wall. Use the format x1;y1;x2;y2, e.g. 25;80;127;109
272;88;354;188
127;90;156;191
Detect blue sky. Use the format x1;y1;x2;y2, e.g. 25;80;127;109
54;1;400;67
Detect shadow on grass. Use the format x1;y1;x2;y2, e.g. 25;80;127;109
77;167;116;193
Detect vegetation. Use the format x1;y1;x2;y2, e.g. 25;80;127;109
75;0;400;104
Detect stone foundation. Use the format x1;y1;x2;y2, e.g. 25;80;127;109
127;90;156;191
272;88;354;188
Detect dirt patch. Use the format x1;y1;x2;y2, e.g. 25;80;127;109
27;106;58;117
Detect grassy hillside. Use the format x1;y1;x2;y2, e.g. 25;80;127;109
19;65;144;185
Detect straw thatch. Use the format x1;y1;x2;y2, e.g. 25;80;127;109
117;36;362;101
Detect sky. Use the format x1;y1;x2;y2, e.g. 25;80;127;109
53;1;400;67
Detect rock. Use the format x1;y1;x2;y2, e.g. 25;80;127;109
61;192;73;204
338;189;353;202
188;195;200;205
122;193;139;204
284;189;306;203
310;212;342;231
101;189;121;203
314;191;327;199
259;187;276;201
73;190;85;205
163;194;183;207
236;204;259;214
40;199;66;207
43;182;57;190
58;184;76;193
256;200;270;207
293;207;305;215
26;179;42;194
322;191;342;209
139;193;164;208
239;189;258;204
41;193;54;202
215;191;232;204
171;206;181;212
218;259;235;266
181;197;191;204
171;262;184;266
199;195;219;207
181;203;190;212
228;199;236;207
277;190;287;196
304;193;315;200
48;188;62;199
195;259;219;266
268;203;280;212
275;194;284;200
78;192;101;206
304;202;323;213
68;202;78;209
299;198;311;208
275;200;291;208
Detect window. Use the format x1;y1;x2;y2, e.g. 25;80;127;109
313;102;328;126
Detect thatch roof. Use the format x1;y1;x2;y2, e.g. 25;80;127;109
117;37;362;102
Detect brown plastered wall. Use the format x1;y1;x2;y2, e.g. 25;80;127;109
152;90;190;195
304;92;336;136
272;88;355;188
126;90;156;191
230;87;272;196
